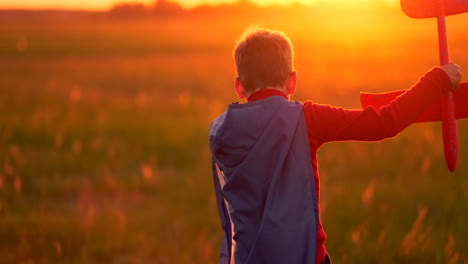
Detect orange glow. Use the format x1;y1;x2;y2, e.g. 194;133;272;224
1;0;398;10
0;0;155;10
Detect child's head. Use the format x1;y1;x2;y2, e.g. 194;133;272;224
233;27;296;99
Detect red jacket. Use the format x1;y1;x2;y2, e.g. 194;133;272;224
247;67;451;264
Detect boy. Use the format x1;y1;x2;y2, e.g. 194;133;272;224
209;27;461;264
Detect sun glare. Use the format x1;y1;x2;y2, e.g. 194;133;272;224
250;0;398;7
1;0;399;10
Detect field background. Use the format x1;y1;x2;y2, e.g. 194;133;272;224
0;4;467;263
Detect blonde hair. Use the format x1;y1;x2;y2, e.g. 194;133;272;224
233;27;295;93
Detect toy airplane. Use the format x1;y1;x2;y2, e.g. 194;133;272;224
361;0;468;172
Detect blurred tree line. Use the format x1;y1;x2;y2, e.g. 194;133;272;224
108;0;315;18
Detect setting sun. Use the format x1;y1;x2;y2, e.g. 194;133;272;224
1;0;398;10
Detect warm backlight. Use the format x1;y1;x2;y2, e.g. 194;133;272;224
1;0;398;10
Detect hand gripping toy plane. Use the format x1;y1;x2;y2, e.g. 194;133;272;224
361;0;468;172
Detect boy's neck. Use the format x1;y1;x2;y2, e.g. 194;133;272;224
247;89;289;102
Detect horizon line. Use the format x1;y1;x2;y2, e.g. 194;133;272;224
0;0;398;12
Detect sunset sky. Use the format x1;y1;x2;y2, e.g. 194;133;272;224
1;0;397;10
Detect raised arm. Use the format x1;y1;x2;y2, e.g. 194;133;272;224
304;65;461;145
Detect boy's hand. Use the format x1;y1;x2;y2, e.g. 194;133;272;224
439;63;462;91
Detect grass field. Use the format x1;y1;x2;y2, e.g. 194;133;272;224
0;5;467;263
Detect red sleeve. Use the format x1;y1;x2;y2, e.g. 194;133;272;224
303;67;452;146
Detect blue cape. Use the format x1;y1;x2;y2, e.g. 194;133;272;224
210;96;319;264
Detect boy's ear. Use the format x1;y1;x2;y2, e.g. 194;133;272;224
235;77;246;99
287;71;297;95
